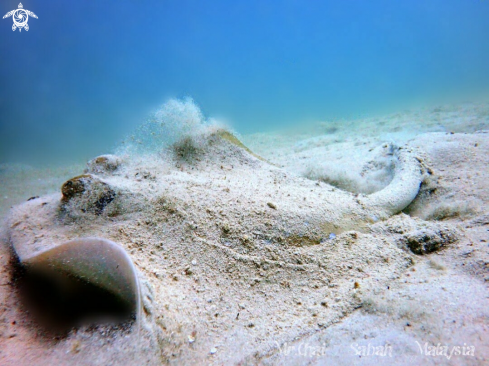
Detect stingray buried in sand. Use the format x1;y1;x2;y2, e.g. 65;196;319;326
4;100;436;363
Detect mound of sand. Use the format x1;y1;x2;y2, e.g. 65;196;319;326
1;101;488;365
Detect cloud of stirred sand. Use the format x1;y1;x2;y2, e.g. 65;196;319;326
117;98;226;156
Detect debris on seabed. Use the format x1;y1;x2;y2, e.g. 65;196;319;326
267;202;277;209
188;331;196;344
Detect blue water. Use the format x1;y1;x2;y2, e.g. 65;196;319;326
1;0;489;164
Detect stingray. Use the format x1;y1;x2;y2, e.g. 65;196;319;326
5;121;426;362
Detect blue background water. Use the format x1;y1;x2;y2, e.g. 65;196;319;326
1;0;489;164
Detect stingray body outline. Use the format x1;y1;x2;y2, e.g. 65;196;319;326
6;128;424;332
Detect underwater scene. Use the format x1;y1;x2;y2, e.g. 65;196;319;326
0;1;488;365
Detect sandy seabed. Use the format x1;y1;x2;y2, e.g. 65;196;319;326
0;102;488;365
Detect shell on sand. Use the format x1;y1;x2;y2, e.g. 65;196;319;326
6;128;425;363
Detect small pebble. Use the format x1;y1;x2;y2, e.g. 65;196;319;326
191;259;197;266
210;347;217;354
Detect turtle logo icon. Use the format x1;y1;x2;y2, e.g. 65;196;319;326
3;3;37;32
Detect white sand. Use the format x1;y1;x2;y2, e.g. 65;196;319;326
0;101;488;365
